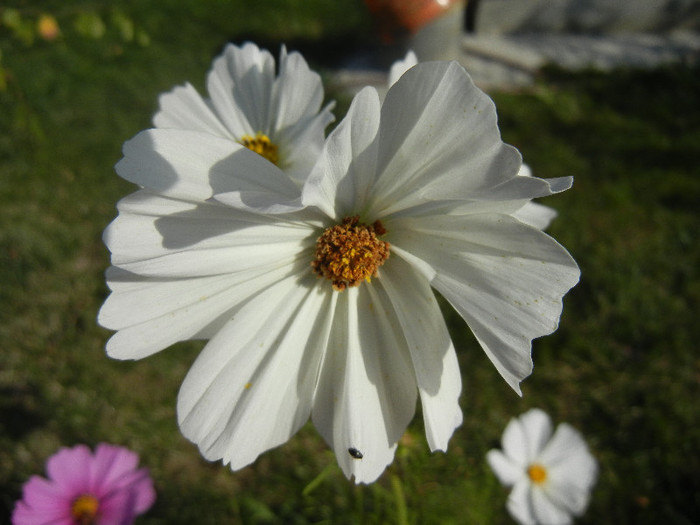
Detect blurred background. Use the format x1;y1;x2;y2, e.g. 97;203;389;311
1;1;698;523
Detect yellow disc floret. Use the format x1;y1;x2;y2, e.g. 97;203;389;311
527;463;548;485
71;494;100;525
312;216;390;291
239;132;279;165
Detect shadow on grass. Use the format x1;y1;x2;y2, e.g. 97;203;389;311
0;384;47;440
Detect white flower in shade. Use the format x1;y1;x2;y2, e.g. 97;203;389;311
153;42;335;184
487;409;598;525
99;59;580;483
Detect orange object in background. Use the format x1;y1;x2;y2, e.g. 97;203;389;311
37;14;60;41
364;0;462;37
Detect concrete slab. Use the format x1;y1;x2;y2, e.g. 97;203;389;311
460;30;700;89
330;30;700;93
475;0;700;34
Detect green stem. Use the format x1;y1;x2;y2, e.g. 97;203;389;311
390;474;409;525
301;463;337;497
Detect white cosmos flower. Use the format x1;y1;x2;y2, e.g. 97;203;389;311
99;60;580;483
153;42;334;184
487;409;598;525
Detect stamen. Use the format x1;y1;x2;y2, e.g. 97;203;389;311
239;132;279;165
312;216;390;291
527;463;548;484
71;494;100;525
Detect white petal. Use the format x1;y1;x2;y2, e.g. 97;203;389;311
275;102;335;185
377;255;462;450
366;61;522;218
487;449;524;487
115;129;215;201
104;192;311;276
116;129;301;208
206;42;275;136
270;46;325;135
511;164;557;230
439;175;573;219
264;45;335;183
100;266;245;330
517;408;554;460
513;202;558;230
540;424;597;514
100;262;298;360
518;164;533;178
177;275;333;470
540;424;596;475
388;50;418;87
501;415;529;466
531;485;573;525
211;191;306;215
507;478;538;525
390;213;580;392
153;82;232;138
379;196;522;221
302;86;381;219
312;286;417;484
543;477;594;518
389;245;436;282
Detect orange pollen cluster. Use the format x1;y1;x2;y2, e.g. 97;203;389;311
71;494;100;525
239;132;279;165
312;216;390;291
527;463;548;485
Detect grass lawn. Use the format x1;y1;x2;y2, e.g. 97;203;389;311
1;1;698;523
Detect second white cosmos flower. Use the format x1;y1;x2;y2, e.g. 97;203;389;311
99;60;580;483
154;42;334;184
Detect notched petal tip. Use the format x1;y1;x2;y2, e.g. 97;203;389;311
340;444;398;485
545;176;574;193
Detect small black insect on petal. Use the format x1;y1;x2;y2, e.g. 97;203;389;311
348;447;363;459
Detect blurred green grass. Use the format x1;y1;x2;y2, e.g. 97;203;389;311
1;2;698;524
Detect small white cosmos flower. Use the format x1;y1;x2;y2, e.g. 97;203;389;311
487;409;598;525
99;59;580;483
154;42;334;184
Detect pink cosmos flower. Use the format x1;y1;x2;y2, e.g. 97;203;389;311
12;443;155;525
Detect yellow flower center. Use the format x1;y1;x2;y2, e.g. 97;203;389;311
71;494;100;525
312;216;390;291
239;132;278;165
527;463;548;485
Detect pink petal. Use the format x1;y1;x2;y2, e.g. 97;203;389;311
15;476;72;515
96;489;137;525
116;468;156;514
11;477;73;524
45;445;92;496
90;444;139;495
12;503;69;525
91;445;156;516
11;499;74;525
